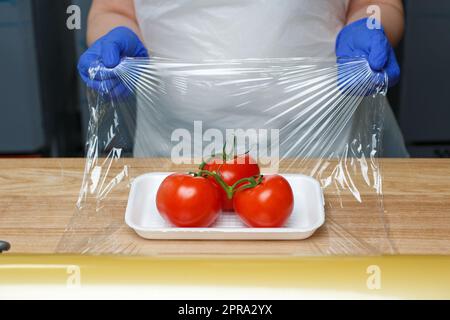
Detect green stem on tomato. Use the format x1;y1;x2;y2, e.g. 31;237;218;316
231;175;264;194
196;170;234;200
198;135;245;170
198;161;207;170
198;152;222;170
222;140;227;162
198;146;227;170
195;170;264;200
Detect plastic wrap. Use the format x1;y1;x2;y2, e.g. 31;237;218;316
59;57;392;255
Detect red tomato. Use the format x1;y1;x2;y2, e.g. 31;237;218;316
156;174;221;227
233;175;294;228
203;154;260;211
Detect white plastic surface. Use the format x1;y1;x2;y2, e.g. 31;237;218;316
125;173;325;240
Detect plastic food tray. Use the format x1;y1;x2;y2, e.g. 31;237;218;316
125;173;325;240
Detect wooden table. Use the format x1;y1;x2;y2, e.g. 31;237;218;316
0;159;449;255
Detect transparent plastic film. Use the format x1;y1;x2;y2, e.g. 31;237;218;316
59;57;392;255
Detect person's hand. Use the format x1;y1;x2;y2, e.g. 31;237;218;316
78;26;148;96
336;18;400;92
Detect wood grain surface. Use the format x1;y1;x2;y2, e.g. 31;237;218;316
0;159;449;255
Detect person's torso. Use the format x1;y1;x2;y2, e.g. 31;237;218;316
132;0;387;160
134;0;349;59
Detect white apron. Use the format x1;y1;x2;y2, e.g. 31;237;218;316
135;0;348;59
132;0;408;159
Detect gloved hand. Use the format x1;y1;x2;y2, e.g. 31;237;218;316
336;18;400;92
78;26;149;96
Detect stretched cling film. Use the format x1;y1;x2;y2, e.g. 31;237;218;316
58;57;392;255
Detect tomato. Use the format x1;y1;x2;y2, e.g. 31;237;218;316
203;154;260;211
156;174;221;227
233;175;294;228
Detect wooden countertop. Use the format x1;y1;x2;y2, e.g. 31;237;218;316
0;158;449;255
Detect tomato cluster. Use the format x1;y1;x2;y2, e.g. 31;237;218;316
202;154;260;212
156;148;294;228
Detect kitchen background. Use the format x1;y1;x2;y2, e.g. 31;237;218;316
0;0;449;158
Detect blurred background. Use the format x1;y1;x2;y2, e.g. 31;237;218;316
0;0;449;158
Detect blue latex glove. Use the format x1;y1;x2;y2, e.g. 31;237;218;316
336;18;400;92
78;26;148;96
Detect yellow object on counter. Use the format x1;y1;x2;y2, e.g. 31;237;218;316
0;255;449;299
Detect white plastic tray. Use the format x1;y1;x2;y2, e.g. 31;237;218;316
125;173;325;240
